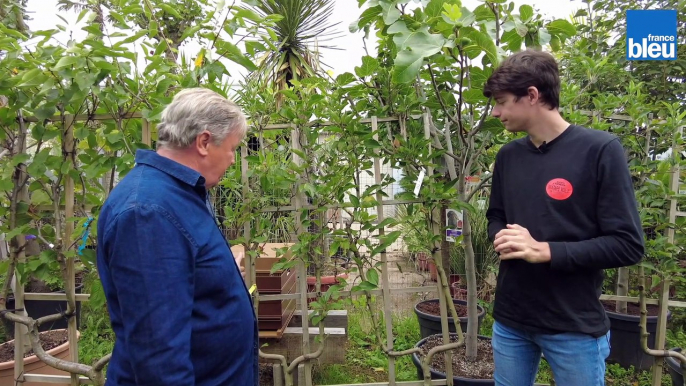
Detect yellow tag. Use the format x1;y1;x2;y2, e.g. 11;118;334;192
249;284;257;295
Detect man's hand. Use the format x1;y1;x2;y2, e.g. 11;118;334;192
494;224;551;263
234;251;246;280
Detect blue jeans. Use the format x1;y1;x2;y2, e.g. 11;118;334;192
492;321;610;386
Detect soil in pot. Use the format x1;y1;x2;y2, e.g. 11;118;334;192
0;330;68;362
415;299;486;339
417;301;467;317
417;334;494;380
601;300;660;316
5;276;84;338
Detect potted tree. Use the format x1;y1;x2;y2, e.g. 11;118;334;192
351;0;576;383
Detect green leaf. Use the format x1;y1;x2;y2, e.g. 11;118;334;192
149;20;159;38
0;179;13;192
501;29;523;51
357;281;377;291
354;56;379;78
336;73;355;85
538;27;551;46
463;29;499;65
478;118;504;134
394;50;424;83
546;19;576;37
75;124;90;140
30;190;51;205
234;8;263;23
349;194;360;207
245;41;266;56
371;230;401;256
442;3;462;23
390;23;444;52
216;40;257;72
181;25;203;41
389;23;444;82
159;3;182;18
53;56;79;70
515;21;528;37
115;29;148;46
426;0;461;18
519;5;534;22
108;11;129;28
367;268;379;286
18;69;49;88
33;104;56;121
463;88;486;104
354;5;381;30
380;1;400;25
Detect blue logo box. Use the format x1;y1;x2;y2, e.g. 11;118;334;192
626;10;677;61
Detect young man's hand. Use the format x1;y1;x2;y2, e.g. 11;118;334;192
234;251;246;280
494;224;551;263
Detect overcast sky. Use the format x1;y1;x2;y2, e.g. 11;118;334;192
24;0;586;80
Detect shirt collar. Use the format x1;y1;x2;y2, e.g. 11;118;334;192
134;149;206;188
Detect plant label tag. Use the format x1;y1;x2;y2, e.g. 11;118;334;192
446;209;463;243
414;168;425;196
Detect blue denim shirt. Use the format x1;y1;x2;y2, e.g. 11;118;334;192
96;150;258;386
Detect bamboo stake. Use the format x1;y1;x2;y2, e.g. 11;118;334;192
62;114;79;386
142;118;151;147
11;111;30;383
373;117;397;385
291;125;312;386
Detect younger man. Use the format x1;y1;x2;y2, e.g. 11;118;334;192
484;50;644;386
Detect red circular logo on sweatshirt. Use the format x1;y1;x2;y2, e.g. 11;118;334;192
546;178;573;200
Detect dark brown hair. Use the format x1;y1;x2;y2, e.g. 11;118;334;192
483;49;560;109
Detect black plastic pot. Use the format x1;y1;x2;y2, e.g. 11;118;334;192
411;333;495;385
666;348;685;386
3;283;83;339
605;307;671;371
414;298;485;339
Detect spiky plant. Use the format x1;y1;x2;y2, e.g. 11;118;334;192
247;0;341;92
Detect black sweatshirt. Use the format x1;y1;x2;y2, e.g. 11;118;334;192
486;124;644;337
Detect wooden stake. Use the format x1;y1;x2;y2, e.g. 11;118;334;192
373;117;397;385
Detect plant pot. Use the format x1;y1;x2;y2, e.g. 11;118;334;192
603;301;672;371
666;348;685;386
411;333;495;385
306;273;348;305
428;260;437;281
417;252;429;271
414;299;485;339
451;282;468;301
0;329;79;386
233;244;297;332
4;284;84;339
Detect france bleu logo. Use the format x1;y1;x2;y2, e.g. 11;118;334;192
626;10;677;61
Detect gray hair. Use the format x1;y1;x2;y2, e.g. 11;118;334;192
156;88;247;149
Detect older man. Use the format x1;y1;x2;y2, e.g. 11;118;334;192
96;88;257;385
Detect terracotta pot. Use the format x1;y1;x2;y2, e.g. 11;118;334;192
428;261;437;281
306;273;348;304
417;252;429;271
0;329;79;386
451;283;468;301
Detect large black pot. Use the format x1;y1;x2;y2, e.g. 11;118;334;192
605;306;671;371
411;333;495;385
666;348;685;386
4;283;83;338
414;298;485;339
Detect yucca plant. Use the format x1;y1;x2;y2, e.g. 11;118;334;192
246;0;341;93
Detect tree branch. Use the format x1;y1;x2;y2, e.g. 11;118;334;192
466;173;493;202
